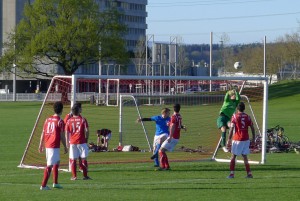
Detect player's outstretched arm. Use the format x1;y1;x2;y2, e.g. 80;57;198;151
136;117;152;123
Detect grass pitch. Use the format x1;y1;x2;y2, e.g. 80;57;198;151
0;80;300;200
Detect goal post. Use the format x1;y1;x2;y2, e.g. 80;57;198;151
19;74;268;170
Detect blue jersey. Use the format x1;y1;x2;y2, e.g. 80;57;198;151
151;115;171;136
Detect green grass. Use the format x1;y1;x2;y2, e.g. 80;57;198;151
0;80;300;201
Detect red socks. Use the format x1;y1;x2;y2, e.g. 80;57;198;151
81;159;88;177
230;158;235;171
159;150;170;169
53;164;59;184
41;166;52;187
70;159;77;178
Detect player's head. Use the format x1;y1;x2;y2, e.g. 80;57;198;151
71;103;81;116
161;108;170;117
73;102;82;113
173;103;181;113
53;101;63;115
237;102;245;112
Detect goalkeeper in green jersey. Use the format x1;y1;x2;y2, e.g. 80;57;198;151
217;89;240;152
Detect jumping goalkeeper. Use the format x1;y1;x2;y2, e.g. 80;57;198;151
217;88;240;152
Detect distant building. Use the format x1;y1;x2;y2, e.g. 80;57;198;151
0;0;148;93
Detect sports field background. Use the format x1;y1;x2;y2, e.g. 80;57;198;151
0;80;299;200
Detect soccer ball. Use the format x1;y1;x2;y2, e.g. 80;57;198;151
234;62;242;70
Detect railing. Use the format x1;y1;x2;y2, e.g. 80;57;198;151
0;93;46;101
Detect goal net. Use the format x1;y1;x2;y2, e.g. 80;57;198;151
19;75;268;170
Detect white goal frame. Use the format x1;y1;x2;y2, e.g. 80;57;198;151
71;74;268;164
18;74;268;171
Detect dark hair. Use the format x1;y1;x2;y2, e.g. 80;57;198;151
73;102;82;108
237;102;245;112
71;103;81;115
173;103;181;113
53;101;63;114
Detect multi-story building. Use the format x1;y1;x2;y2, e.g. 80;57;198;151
0;0;148;93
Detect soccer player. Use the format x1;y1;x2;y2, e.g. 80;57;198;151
64;103;84;172
217;88;240;152
226;102;255;179
65;103;91;180
96;128;112;150
137;108;171;167
38;101;67;190
158;104;185;170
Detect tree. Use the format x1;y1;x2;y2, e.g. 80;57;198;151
0;0;128;77
132;36;146;76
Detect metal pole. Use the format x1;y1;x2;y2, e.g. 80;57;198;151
264;36;267;77
210;32;213;91
13;64;16;101
98;53;102;103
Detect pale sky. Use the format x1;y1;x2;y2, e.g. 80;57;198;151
146;0;300;45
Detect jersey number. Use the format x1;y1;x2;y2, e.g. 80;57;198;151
46;122;55;134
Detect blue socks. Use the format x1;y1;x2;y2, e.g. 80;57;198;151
154;144;161;166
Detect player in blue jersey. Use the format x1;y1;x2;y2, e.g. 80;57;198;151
137;108;171;167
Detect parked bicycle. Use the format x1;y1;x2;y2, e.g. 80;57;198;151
252;125;291;153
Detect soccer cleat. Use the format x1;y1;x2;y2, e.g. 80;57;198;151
150;154;157;160
78;169;83;173
154;164;159;167
70;177;77;181
155;167;164;171
83;176;92;180
53;183;63;189
245;174;253;178
222;147;229;153
227;174;234;179
40;186;51;190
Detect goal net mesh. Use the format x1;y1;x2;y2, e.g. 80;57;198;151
19;75;266;170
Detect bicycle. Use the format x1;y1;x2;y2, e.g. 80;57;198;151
252;125;291;153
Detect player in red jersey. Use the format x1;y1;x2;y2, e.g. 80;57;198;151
65;103;91;180
158;103;186;170
38;101;67;190
226;102;255;179
64;103;84;172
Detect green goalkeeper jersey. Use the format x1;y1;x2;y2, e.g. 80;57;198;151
219;90;240;118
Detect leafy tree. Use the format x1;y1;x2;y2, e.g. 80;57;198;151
0;0;128;77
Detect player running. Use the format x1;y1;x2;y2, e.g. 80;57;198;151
217;89;240;152
137;108;171;167
226;102;255;179
39;101;67;190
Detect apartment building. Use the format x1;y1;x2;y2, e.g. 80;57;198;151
0;0;148;93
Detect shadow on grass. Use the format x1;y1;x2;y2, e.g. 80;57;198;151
268;80;300;100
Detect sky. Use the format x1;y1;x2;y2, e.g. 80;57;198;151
146;0;300;45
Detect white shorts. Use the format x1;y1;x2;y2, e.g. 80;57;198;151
161;138;179;152
45;148;60;166
69;143;89;159
102;133;112;140
153;133;168;146
231;140;250;156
